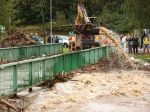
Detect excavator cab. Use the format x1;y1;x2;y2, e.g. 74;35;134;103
88;17;97;24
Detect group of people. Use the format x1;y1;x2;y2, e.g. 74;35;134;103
47;35;59;43
121;33;149;54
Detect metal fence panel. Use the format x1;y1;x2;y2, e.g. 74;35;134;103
85;51;90;65
0;44;63;63
71;54;76;71
55;57;61;75
49;58;55;79
32;61;41;84
90;50;95;64
44;45;50;56
32;46;40;57
95;49;99;62
26;46;33;58
19;47;27;60
0;46;112;98
11;48;19;61
0;66;13;96
50;44;55;55
40;45;45;56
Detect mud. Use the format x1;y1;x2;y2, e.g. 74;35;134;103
0;32;37;48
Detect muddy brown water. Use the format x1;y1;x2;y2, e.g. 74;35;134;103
25;70;150;112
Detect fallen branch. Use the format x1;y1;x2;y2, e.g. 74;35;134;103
0;99;20;111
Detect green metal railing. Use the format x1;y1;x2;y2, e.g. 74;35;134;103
0;43;63;63
0;46;112;98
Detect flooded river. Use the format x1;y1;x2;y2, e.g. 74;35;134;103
25;70;150;112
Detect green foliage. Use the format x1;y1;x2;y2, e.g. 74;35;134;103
15;0;42;24
125;0;150;28
1;0;149;33
78;0;85;4
135;54;150;62
0;0;9;27
98;0;133;33
63;48;69;54
45;11;69;33
0;0;19;31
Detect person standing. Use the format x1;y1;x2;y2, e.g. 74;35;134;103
69;34;77;51
47;34;51;43
55;36;59;43
121;35;127;52
143;35;150;53
126;36;132;53
130;35;134;54
133;35;139;54
141;32;146;48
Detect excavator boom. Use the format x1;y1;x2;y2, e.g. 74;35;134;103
75;4;91;25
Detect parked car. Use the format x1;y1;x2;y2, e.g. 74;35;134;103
52;35;69;48
31;35;44;44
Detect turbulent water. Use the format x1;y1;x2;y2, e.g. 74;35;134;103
25;70;150;112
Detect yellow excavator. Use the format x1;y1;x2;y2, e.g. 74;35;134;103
69;3;114;50
69;3;100;51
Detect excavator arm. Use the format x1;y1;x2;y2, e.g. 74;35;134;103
75;4;91;25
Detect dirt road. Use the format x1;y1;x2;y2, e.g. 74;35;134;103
25;70;150;112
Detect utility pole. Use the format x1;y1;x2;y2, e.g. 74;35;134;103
41;0;46;44
50;0;52;43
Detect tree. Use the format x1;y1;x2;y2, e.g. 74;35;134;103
125;0;150;28
97;0;133;32
3;0;138;33
0;0;9;27
15;0;77;25
15;0;42;24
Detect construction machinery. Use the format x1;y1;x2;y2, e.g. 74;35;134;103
69;3;100;51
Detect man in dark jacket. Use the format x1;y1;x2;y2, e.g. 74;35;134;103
55;36;59;43
133;35;139;54
126;36;132;53
47;34;51;43
141;32;146;48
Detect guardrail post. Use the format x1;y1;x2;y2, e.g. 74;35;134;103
42;60;46;81
29;62;32;92
61;44;63;53
106;46;109;59
13;65;17;97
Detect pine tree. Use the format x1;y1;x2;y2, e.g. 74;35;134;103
0;0;9;27
125;0;150;28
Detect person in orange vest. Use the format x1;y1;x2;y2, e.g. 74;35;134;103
69;34;76;42
143;34;149;53
69;34;77;50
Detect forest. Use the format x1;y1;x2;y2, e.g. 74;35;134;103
0;0;150;34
